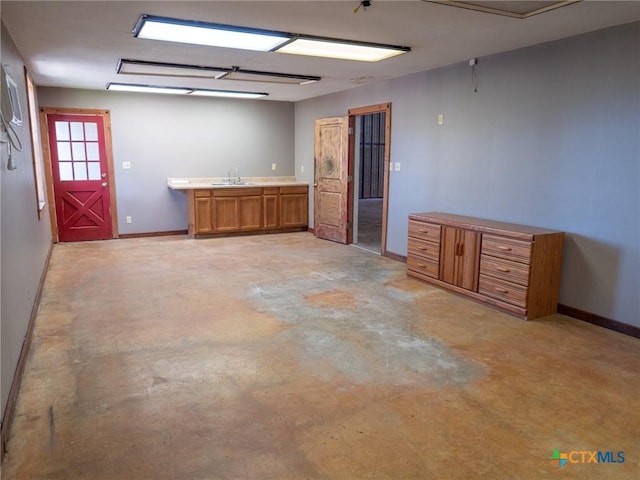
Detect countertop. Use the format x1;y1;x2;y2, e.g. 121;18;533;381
167;176;308;190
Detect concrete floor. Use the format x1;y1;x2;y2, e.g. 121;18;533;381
2;232;639;479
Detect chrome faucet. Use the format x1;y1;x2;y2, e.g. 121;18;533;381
227;168;241;185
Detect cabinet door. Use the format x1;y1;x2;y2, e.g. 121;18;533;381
263;194;279;229
213;197;240;232
440;227;481;291
280;193;308;228
239;195;262;231
194;195;213;234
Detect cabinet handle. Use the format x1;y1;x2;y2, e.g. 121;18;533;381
419;229;429;233
497;267;510;272
418;247;428;251
498;246;512;251
417;263;427;268
494;287;509;294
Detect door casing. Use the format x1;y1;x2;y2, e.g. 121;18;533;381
348;103;391;255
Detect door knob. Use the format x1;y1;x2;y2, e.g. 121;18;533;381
102;182;108;187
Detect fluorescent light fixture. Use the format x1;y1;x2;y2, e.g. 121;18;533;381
189;89;267;99
132;14;410;62
133;15;290;51
277;38;409;62
117;59;226;79
107;83;191;94
117;59;321;85
107;82;267;99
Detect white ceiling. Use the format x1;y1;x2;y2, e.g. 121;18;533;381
2;1;639;102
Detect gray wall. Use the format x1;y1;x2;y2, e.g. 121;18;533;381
295;22;640;327
37;88;295;234
1;24;53;419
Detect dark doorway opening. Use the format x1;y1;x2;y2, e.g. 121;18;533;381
355;111;385;253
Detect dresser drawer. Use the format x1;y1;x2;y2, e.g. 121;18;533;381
408;237;440;262
408;220;441;243
479;274;527;308
407;256;439;279
480;255;530;286
482;235;532;264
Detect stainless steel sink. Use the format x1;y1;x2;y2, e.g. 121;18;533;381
210;182;254;186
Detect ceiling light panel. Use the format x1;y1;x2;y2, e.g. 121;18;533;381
132;14;411;62
276;38;409;62
118;60;226;79
133;15;291;51
107;83;191;95
189;89;267;99
225;70;320;85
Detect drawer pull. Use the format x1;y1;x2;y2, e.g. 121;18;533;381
498;246;512;251
494;287;509;294
419;229;430;233
496;267;510;272
418;247;428;251
417;263;427;268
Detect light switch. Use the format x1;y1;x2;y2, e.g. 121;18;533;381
272;163;277;171
122;161;131;169
300;165;305;173
438;113;444;125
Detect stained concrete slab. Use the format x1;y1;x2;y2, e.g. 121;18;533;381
2;232;639;479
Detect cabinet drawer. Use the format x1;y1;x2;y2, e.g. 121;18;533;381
408;238;440;262
194;190;211;198
479;274;527;308
408;220;441;243
482;235;532;264
480;255;530;286
407;256;439;279
213;187;262;197
280;185;308;195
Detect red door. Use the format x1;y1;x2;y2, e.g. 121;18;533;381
47;114;113;241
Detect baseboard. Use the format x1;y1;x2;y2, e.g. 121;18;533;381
118;230;188;239
558;304;640;339
384;251;406;263
1;241;54;463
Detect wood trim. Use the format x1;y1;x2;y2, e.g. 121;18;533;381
1;242;54;462
558;304;640;339
38;108;119;240
384;250;406;263
348;102;392;255
118;230;188;239
348;103;390;116
101;111;119;238
39;108;58;241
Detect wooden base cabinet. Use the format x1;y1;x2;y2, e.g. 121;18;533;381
280;186;308;228
188;185;308;237
407;212;564;320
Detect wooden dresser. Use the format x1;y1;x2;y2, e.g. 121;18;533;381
407;212;564;320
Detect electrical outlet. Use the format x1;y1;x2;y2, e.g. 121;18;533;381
438;113;444;125
394;162;401;171
126;216;132;224
300;165;304;173
122;161;131;169
272;163;277;171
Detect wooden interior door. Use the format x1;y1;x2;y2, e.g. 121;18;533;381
47;113;113;242
440;227;481;291
314;116;352;243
